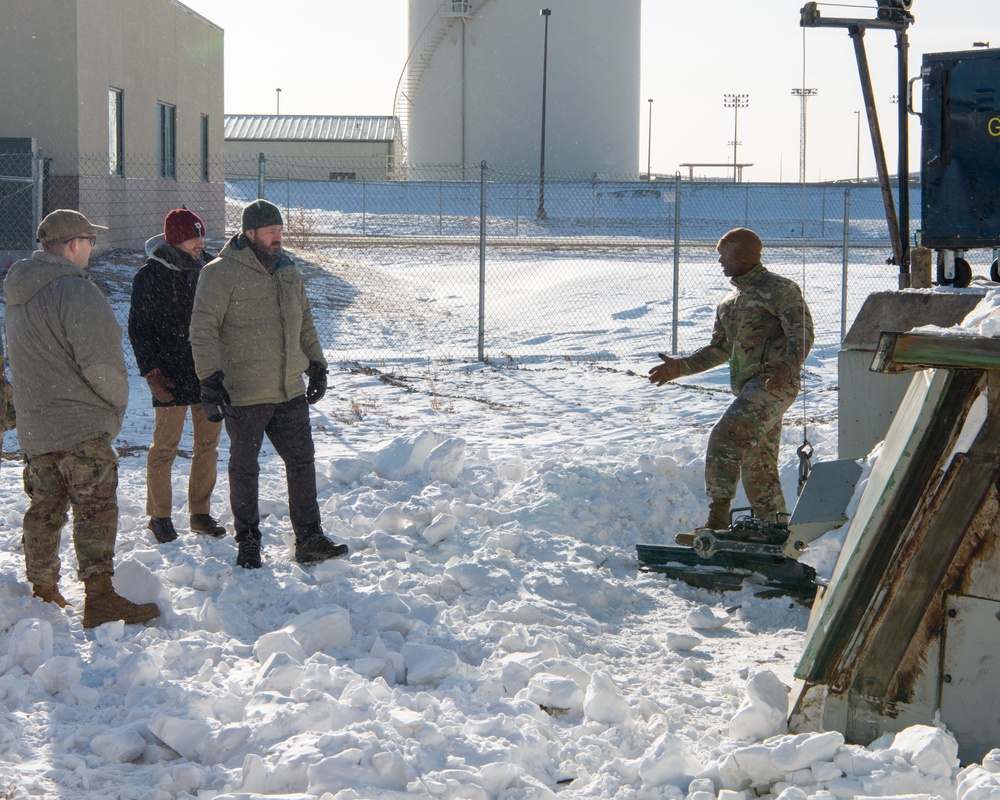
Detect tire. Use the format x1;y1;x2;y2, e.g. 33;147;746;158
937;255;972;288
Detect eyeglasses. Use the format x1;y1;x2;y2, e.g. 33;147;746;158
65;235;97;245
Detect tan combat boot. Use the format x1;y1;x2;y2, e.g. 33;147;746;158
676;498;732;547
82;573;160;629
702;498;732;531
32;584;69;608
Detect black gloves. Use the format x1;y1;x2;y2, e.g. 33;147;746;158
200;370;231;422
306;361;328;404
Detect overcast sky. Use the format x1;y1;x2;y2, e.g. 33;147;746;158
181;0;1000;182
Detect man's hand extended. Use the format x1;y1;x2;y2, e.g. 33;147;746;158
648;353;681;387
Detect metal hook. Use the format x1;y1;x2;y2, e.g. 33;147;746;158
797;439;814;496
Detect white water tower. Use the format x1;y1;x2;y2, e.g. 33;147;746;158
397;0;640;178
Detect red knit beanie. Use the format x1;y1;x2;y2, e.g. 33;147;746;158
164;208;206;246
716;228;763;265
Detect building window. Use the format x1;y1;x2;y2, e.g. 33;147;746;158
109;88;124;177
157;102;176;179
329;172;357;182
200;115;210;182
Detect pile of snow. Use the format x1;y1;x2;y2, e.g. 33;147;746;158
0;253;995;799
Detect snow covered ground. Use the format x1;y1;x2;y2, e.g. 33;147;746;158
0;240;997;800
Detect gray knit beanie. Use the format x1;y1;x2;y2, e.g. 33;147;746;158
241;199;283;232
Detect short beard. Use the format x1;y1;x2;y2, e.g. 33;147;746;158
244;235;282;272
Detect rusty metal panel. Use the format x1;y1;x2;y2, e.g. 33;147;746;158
873;331;1000;373
796;368;980;685
940;593;1000;764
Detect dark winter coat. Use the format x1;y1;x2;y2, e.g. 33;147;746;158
128;235;214;407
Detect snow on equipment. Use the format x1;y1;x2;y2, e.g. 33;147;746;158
637;509;818;601
784;1;1000;767
643;3;1000;764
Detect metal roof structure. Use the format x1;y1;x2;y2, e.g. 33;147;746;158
224;115;395;143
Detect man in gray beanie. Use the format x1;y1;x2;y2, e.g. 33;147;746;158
189;199;347;569
648;227;814;532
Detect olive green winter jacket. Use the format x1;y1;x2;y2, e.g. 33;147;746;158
674;263;814;395
3;252;128;455
189;235;326;406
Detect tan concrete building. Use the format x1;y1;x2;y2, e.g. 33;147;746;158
224;116;397;183
0;0;224;249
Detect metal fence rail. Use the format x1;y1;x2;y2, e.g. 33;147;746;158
2;150;990;370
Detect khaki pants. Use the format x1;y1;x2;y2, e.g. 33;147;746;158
146;404;222;518
22;433;118;585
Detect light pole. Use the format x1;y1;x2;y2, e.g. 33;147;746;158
537;8;551;220
647;98;653;181
723;93;749;183
276;87;282;115
791;87;817;183
855;110;861;182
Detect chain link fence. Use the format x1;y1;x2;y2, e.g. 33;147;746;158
4;150;990;370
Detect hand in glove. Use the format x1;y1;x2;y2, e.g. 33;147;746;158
144;367;176;404
0;379;14;432
199;370;231;423
648;353;681;387
765;362;791;391
305;361;328;404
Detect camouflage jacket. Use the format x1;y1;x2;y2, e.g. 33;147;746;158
675;263;814;395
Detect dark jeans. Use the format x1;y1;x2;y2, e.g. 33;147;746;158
223;396;320;542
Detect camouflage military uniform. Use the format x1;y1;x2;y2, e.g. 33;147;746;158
22;434;118;587
5;244;128;590
673;263;814;519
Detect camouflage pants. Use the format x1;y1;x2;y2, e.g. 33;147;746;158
705;376;798;519
22;433;118;587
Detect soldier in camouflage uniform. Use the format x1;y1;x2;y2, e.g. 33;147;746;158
649;228;814;529
4;209;160;628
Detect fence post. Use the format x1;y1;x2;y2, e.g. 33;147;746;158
439;181;444;235
515;180;520;237
33;150;44;234
362;179;367;236
591;178;597;236
822;185;827;239
672;172;682;355
841;186;851;343
257;152;265;199
478;161;487;362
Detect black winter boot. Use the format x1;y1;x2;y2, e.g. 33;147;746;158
236;532;263;570
294;530;349;564
190;514;226;537
149;517;178;543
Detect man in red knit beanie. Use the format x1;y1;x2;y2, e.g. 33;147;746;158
128;208;226;544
